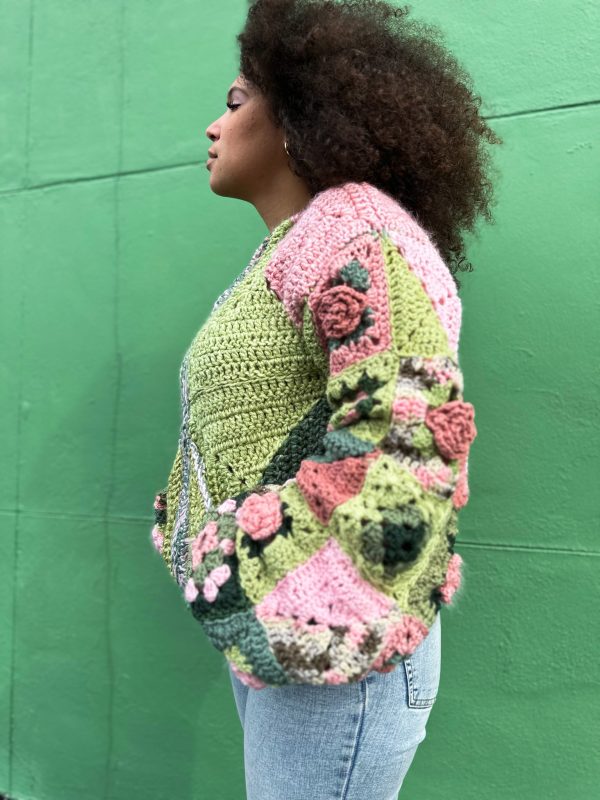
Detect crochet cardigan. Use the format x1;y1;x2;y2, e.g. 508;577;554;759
150;180;477;689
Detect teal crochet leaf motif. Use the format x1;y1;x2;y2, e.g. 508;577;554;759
311;428;376;462
337;258;371;292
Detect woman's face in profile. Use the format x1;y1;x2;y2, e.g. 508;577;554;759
205;74;289;200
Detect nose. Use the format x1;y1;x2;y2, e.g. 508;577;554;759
205;116;221;144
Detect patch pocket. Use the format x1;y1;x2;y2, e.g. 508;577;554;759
403;613;442;709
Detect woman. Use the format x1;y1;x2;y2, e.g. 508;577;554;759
151;1;501;797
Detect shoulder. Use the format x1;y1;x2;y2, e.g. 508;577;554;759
264;181;461;352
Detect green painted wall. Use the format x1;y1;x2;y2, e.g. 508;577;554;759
1;1;598;798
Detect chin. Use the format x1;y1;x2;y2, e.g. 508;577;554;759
208;173;248;202
208;181;227;197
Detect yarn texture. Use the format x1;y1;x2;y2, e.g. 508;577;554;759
150;180;477;688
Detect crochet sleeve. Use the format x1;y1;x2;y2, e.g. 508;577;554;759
184;228;477;628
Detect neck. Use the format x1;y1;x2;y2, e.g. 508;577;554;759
253;174;314;233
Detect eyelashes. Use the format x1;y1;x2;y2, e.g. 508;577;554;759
226;102;240;111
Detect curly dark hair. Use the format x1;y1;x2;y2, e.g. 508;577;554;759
237;0;503;289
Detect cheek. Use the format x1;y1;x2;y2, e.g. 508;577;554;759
236;111;264;141
224;115;256;153
224;109;283;168
237;125;276;159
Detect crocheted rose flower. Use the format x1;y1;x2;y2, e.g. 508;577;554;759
235;491;282;540
425;400;477;460
313;285;368;339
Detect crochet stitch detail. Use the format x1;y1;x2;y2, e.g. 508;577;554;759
149;181;477;687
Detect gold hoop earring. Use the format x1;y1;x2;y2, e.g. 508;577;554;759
284;139;291;157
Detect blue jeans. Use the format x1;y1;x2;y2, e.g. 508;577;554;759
228;612;441;800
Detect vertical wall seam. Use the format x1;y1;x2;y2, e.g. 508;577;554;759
102;2;126;797
7;206;27;800
23;0;35;188
8;1;36;794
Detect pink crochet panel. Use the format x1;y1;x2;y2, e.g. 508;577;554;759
265;181;461;357
255;537;395;628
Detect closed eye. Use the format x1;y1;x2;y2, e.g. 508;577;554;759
226;102;240;111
